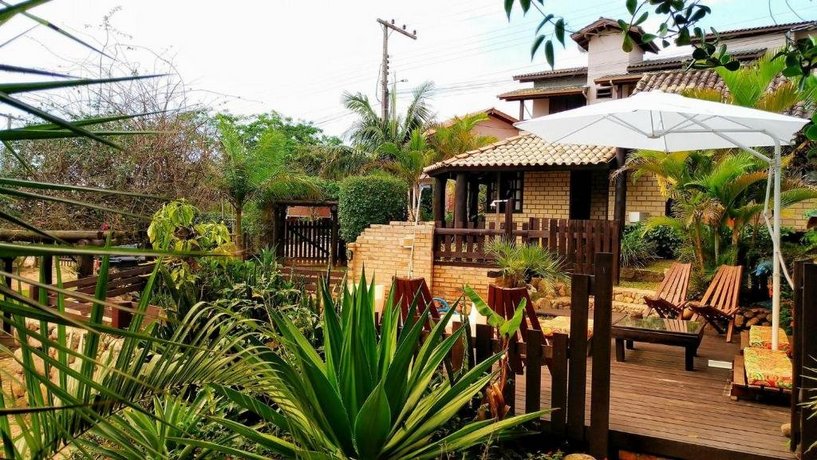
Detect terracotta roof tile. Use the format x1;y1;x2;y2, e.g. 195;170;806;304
634;69;811;117
513;66;587;82
497;85;584;100
423;133;616;175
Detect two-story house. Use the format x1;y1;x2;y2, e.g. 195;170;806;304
423;18;817;230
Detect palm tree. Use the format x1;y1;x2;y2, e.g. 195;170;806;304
427;112;498;162
381;128;435;221
215;118;319;254
343;82;435;154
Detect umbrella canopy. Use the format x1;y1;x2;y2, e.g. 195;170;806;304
516;90;807;151
516;90;810;351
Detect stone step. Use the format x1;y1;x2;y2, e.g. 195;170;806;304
613;301;649;316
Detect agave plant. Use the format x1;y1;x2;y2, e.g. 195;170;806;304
195;275;545;459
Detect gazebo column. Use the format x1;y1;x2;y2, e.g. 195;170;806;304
613;148;628;229
454;173;468;228
467;177;479;224
432;176;446;224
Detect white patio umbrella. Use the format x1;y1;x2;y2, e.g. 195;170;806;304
516;90;809;350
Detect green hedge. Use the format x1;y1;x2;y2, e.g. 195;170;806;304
339;175;407;242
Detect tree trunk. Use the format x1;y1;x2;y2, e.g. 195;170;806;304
235;205;244;258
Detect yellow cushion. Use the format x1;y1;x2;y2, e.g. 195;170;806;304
743;347;792;390
748;325;789;352
538;316;594;339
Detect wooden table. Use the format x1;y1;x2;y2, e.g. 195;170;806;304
611;316;705;371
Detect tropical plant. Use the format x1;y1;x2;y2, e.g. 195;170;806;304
464;286;527;420
202;275;544;459
427;112;498;162
381;128;435;221
0;252;268;459
214;117;321;253
620;223;658;268
148;200;235;291
485;239;566;288
343;82;435;154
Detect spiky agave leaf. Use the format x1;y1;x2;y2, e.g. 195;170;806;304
204;274;546;459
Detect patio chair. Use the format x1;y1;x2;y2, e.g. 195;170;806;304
392;277;444;330
687;265;743;343
643;262;692;319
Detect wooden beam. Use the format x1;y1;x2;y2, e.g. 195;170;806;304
454;173;468;227
568;273;590;445
792;260;804;452
801;262;817;460
432;176;446;223
590;252;614;459
467;178;479;224
0;230;141;244
614;147;628;228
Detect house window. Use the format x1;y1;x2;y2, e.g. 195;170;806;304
486;172;524;213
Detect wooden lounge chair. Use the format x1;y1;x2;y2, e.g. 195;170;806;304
643;262;692;319
392;277;442;330
687;265;743;343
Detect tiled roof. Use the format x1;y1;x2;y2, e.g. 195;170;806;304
628;48;767;72
513;66;587;82
692;20;817;42
571;17;659;53
423;133;616;175
634;70;811;118
497;86;584;101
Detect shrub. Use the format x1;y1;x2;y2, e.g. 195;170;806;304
644;224;683;259
338;174;407;242
621;224;658;268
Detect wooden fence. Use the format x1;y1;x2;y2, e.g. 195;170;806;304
30;263;157;329
434;218;620;281
282;218;343;265
449;252;614;458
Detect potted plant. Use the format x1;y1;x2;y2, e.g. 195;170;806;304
485;239;566;289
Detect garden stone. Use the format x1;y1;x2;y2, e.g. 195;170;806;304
781;423;791;437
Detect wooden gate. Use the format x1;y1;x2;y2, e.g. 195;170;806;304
282;218;342;265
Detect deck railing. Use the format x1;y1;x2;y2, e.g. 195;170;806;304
433;217;620;281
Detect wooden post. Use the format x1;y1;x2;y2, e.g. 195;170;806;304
467;178;479;224
330;205;339;266
454;173;467;227
475;323;493;364
792;260;805;452
273;205;286;259
613;147;627;231
504;196;514;243
551;332;569;438
801;262;817;460
568;273;590;444
589;253;613;459
525;328;542;414
432;176;446;223
505;339;517;416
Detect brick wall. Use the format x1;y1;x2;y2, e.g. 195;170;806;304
345;220;495;305
346;221;435;293
590;170;610;220
432;264;493;304
782;199;817;230
516;170;570;224
607;171;667;222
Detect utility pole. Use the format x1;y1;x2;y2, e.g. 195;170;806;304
377;18;417;121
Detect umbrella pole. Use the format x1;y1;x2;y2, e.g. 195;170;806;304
772;141;782;351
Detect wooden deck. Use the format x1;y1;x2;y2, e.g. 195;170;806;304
515;324;793;460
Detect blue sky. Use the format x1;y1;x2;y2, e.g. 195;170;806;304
3;0;816;137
